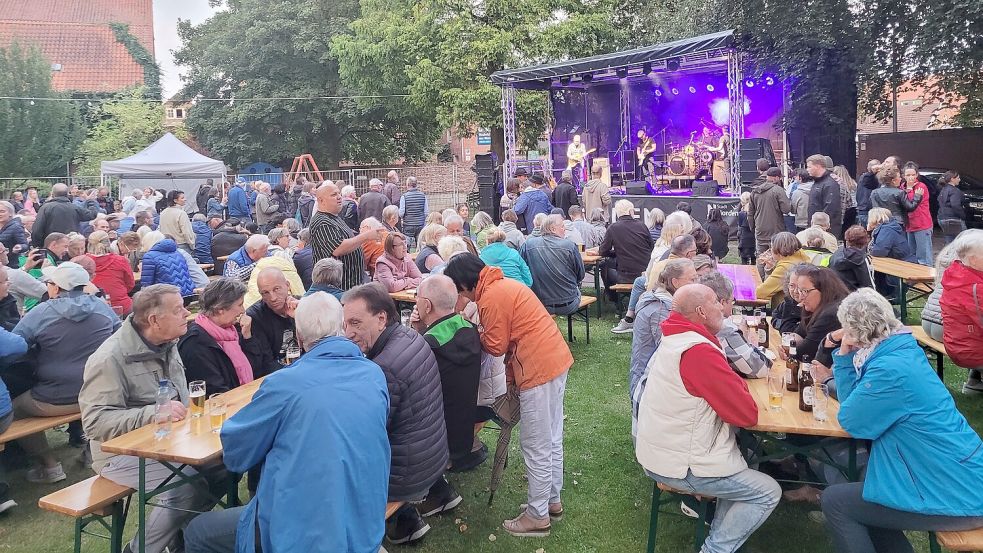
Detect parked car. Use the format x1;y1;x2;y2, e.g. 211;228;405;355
920;168;983;229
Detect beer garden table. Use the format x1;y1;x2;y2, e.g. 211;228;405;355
100;378;265;553
717;264;769;308
871;256;936;322
581;252;603;317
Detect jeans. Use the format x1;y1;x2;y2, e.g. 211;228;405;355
519;371;568;519
184;506;242;553
856;210;869;229
600;260;636;301
940;219;966;244
645;467;781;553
907;229;933;266
627;276;647;315
822;482;983;553
100;455;223;553
0;411;11;497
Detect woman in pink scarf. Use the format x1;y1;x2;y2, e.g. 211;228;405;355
178;277;255;394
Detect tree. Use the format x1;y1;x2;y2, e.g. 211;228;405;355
173;0;440;168
0;43;84;178
331;0;637;163
73;88;166;176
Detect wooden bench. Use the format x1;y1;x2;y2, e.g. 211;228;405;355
385;501;404;519
910;325;946;379
609;283;634;316
39;475;134;553
0;412;82;452
930;528;983;552
561;296;597;344
647;481;714;553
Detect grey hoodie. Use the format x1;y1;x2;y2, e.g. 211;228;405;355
498;221;525;249
628;288;673;395
791;181;813;228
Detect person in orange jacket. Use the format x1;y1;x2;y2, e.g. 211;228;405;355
444;254;573;538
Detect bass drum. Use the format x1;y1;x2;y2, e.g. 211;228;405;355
700;151;714;164
668;155;688;176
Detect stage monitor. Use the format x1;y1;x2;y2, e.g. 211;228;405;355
692;180;720;197
625;180;649;195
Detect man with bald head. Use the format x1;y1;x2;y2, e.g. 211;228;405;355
31;183;98;247
635;283;780;553
242;267;299;377
310;183;383;290
416;275;485;472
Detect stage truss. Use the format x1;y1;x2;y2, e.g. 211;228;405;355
727;50;745;190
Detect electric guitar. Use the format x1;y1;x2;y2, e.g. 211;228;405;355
567;148;596;169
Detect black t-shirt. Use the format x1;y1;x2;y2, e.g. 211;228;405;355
242;300;296;377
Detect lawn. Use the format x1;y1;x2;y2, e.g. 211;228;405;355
2;286;981;552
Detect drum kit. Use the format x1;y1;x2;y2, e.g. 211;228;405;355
666;132;716;176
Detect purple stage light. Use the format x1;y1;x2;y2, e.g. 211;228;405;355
671;88;679;95
706;84;714;92
745;79;755;88
688;86;696;93
765;76;775;86
655;89;662;97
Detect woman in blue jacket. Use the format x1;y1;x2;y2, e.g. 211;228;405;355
478;229;532;286
140;233;196;297
867;207;915;297
821;288;983;552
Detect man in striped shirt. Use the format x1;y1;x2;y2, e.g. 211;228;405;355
310;183;384;290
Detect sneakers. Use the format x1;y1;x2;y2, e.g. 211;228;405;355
519;502;564;521
783;485;823;505
503;511;551;537
963;378;983;395
26;463;67;484
680;500;699;519
611;318;634;334
448;443;488;473
385;505;430;545
0;498;16;515
418;486;463;517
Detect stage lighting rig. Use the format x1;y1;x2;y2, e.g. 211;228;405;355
617;68;628;79
666;58;681;72
642;62;653;75
559;76;571;86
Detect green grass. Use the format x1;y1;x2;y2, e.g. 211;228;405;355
2;291;981;552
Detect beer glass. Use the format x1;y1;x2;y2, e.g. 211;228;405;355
189;381;206;418
209;394;227;433
767;373;784;411
813;383;830;422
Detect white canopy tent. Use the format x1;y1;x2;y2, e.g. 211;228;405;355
101;133;227;213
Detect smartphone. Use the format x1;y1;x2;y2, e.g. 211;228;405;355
33;249;47;260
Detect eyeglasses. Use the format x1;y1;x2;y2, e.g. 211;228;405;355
797;287;818;296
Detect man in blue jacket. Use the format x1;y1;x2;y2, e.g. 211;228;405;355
513;175;554;234
226;179;252;220
184;292;391;553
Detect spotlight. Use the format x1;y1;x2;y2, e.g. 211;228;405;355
655;89;663;97
688;86;696;93
671;88;679;95
745;79;755;88
765;76;775;86
559;76;571;86
667;58;681;72
617;68;628;79
706;84;714;92
642;62;652;75
582;73;593;83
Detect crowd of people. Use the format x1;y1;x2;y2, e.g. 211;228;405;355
0;155;980;553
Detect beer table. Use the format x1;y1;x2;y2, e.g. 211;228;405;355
717;264;768;307
100;378;265;553
581;251;603;317
871;257;936;322
390;288;417;313
740;324;860;482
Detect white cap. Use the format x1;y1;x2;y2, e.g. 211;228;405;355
41;261;91;291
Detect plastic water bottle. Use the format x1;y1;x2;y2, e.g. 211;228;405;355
154;380;172;440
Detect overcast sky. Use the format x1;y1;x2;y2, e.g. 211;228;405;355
153;1;221;99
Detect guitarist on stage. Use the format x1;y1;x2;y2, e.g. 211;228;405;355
566;134;590;188
635;130;657;182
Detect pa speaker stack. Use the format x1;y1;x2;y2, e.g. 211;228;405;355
473;153;498;220
692;180;720;197
625;180;650;195
739;138;777;185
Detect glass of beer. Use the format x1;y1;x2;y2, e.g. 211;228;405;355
813;383;830;422
189;381;206;418
285;345;301;364
767;373;784;411
208;394;227;433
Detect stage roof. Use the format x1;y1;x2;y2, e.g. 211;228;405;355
490;30;734;88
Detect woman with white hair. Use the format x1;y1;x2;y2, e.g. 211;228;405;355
940;229;983;394
429;236;469;275
267;228;294;260
414;223;447;274
471;211;495;250
599;199;653;302
820;287;983;552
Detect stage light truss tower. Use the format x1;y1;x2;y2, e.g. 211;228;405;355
620;85;630;170
501;84;517;179
727;50;745;191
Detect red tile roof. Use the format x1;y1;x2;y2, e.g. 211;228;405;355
0;0;154;93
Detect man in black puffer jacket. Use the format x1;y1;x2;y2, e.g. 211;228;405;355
341;283;453;546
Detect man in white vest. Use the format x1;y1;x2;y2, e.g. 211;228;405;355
635;283;781;553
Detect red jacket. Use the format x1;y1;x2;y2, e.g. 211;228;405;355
940;260;983;368
88;253;135;316
475;266;572;391
905;181;933;232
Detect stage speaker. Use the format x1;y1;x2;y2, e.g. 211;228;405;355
473;153;498;217
739;138;776;185
625;180;649;195
692;180;720;197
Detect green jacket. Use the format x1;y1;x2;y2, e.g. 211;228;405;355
79;317;189;471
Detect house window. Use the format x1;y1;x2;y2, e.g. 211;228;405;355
166;108;175;118
176;109;185;118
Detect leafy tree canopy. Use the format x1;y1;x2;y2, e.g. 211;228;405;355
73;87;167;176
0;43;84;178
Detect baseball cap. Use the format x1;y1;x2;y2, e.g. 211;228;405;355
41;261;91;291
513;168;529;178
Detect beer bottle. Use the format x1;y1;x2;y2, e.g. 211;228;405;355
785;344;799;392
755;308;770;349
798;355;814;412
